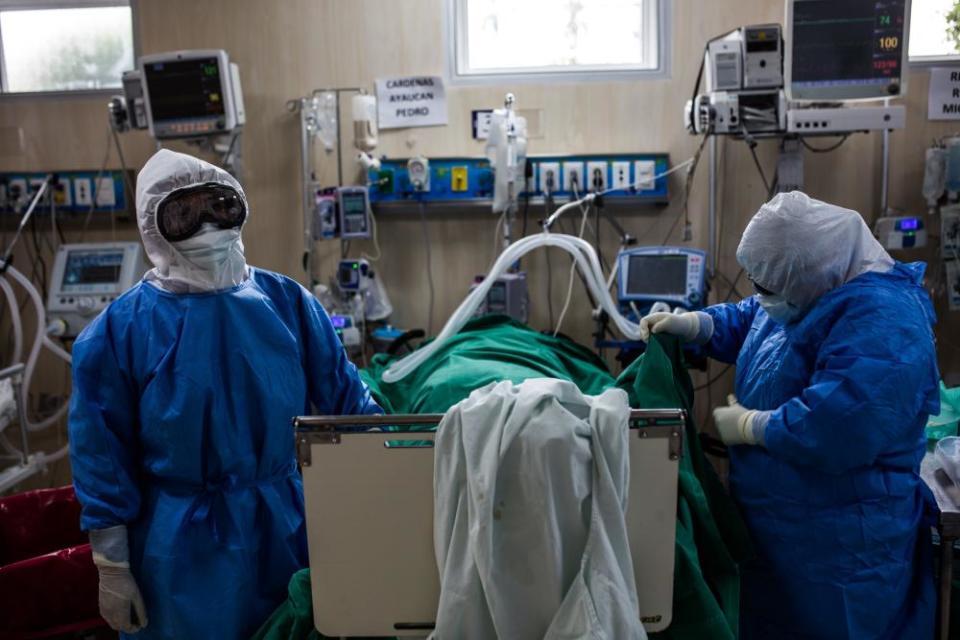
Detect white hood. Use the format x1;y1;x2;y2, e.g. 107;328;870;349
736;191;893;312
135;149;249;293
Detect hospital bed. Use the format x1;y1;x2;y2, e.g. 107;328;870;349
295;408;684;637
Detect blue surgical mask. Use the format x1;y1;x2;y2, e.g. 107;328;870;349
757;293;801;324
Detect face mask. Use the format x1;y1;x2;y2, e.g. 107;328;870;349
757;293;802;324
172;226;241;269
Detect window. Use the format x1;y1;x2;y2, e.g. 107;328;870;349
448;0;667;82
0;0;135;94
909;0;960;61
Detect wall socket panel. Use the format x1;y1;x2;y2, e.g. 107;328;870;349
0;170;132;214
366;154;671;206
531;154;669;202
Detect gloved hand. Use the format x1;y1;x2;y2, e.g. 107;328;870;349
90;525;148;633
713;395;767;446
639;311;710;343
97;562;148;633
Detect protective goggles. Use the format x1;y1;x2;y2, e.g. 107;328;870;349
749;278;775;296
156;184;246;243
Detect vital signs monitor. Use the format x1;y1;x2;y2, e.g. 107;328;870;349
785;0;910;101
139;50;245;139
617;247;707;313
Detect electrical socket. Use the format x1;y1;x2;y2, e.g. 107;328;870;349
9;178;26;207
538;162;560;196
634;160;656;191
611;161;631;190
562;162;584;194
54;178;72;206
74;178;93;206
586;161;608;192
95;177;116;207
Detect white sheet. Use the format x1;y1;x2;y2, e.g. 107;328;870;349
432;378;646;640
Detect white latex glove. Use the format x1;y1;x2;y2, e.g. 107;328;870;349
639;311;701;342
96;561;148;633
713;395;765;446
89;525;148;633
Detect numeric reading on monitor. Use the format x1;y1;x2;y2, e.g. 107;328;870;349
790;0;906;100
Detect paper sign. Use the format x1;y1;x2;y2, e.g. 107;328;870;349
472;110;493;139
928;67;960;120
375;76;448;129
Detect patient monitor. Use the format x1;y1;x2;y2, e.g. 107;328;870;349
138;49;245;139
46;242;147;337
617;247;707;314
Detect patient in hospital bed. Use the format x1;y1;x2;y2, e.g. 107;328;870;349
253;315;751;640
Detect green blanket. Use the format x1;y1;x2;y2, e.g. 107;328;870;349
254;316;752;640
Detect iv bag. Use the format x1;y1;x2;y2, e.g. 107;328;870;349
485;109;528;214
923;147;946;210
311;91;338;152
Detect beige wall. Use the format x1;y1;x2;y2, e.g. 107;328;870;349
2;0;959;486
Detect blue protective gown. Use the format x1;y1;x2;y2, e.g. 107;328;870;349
703;262;939;640
68;268;382;640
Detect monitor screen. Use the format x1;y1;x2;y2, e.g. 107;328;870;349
144;57;226;121
62;251;124;287
789;0;906;99
626;255;688;297
340;191;369;235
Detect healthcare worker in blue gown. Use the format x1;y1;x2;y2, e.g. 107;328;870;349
641;191;939;639
68;149;382;639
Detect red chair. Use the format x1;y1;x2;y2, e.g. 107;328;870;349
0;486;105;639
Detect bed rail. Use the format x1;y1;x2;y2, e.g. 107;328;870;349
294;408;686;466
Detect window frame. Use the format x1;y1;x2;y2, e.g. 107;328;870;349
0;0;139;99
908;0;960;66
444;0;672;85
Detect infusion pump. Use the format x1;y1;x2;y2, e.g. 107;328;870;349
47;243;147;337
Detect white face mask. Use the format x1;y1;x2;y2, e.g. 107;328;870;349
165;225;247;292
757;293;802;324
173;227;242;271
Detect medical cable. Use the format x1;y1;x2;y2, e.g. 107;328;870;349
0;278;23;366
110;125;137;213
1;262;72;433
360;207;382;262
383;233;644;383
688;30;740;132
661;136;709;244
81;126;115;242
543;159;695;232
554;191;592;337
745;139;771;195
544;200;555;329
801;135;850;153
418;200;435;335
